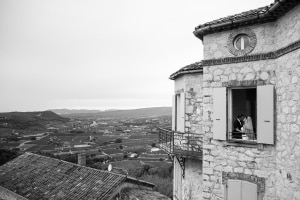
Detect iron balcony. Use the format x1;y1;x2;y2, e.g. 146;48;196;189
158;128;202;159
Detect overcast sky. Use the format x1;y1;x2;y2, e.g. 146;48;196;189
0;0;272;112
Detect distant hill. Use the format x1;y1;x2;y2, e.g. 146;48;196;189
0;111;69;129
51;107;172;119
49;109;102;115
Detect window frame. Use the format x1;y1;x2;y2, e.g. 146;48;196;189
172;92;185;133
227;86;257;144
212;84;274;145
233;34;250;50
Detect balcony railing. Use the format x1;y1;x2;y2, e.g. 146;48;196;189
158;128;202;159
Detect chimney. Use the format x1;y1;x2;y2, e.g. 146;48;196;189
78;153;86;166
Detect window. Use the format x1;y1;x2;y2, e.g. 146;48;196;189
172;92;185;132
228;88;256;141
227;28;257;56
227;180;257;200
213;85;274;144
234;34;250;50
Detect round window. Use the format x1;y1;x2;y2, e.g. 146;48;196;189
234;34;250;50
227;28;257;56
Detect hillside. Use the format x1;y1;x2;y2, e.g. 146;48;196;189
0;111;69;129
51;107;172;119
49;109;102;115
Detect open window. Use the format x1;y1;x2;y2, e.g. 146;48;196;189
228;88;256;141
213;85;274;144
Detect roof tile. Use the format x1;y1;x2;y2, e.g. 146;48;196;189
194;0;300;40
0;153;127;200
169;61;203;80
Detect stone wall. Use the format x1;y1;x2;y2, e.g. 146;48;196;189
174;73;203;200
202;4;300;60
182;159;202;200
174;73;203;136
275;4;300;50
202;23;275;60
199;4;300;200
274;50;300;200
202;58;277;200
201;49;300;200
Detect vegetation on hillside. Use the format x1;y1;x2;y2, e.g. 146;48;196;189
129;162;173;198
56;107;171;119
0;111;69;129
0;149;20;165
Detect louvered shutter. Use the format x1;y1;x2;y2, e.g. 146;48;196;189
172;95;176;131
227;180;241;200
257;85;274;144
213;87;227;140
242;181;257;200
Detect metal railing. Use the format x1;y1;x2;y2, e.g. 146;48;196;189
228;131;257;143
158;128;202;159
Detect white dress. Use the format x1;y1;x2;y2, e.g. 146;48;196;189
243;116;253;133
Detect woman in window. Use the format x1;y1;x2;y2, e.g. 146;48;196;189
243;116;254;140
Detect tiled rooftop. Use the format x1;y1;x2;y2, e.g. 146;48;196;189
194;0;300;40
169;61;203;80
195;4;274;29
0;153;127;200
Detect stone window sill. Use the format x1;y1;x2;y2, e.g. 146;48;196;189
224;139;258;148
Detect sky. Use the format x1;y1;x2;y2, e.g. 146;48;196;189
0;0;272;112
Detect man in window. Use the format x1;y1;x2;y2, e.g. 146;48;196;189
232;114;245;139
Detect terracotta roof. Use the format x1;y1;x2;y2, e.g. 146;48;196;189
0;153;128;200
169;61;203;80
194;0;300;40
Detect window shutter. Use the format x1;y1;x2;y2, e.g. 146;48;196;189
227;180;241;200
178;92;185;132
257;85;274;144
172;95;176;131
174;157;182;199
213;87;227;140
242;181;257;200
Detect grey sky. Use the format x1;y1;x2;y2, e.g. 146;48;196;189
0;0;271;112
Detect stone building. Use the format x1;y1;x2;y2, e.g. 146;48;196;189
159;0;300;199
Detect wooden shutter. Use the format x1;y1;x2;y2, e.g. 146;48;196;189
213;87;227;140
174;157;182;200
172;95;176;131
242;181;257;200
257;85;274;144
178;93;185;133
227;180;241;200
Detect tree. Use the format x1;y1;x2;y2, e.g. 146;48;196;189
115;138;122;143
30;136;36;140
0;149;19;165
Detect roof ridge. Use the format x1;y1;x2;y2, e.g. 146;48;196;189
169;61;203;80
194;0;300;40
